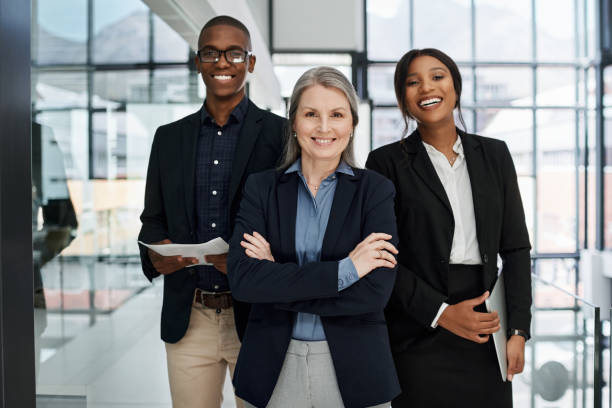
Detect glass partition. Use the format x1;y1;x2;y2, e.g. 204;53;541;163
518;261;603;408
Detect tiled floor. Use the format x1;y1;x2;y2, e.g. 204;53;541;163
36;282;237;408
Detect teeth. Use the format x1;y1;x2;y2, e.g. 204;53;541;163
315;138;333;144
213;75;232;80
420;98;442;107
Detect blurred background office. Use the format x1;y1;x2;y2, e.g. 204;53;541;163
27;0;612;407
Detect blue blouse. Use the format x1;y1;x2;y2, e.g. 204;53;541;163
285;159;359;341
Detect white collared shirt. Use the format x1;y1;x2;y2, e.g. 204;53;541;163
422;136;482;327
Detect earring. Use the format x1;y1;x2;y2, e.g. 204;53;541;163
292;131;297;138
349;132;353;139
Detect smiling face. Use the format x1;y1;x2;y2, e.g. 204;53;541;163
403;55;457;127
294;84;354;167
194;24;255;102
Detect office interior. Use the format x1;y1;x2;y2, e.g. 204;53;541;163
1;0;611;406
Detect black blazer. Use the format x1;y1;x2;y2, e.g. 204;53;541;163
138;100;285;343
366;129;532;354
227;168;401;408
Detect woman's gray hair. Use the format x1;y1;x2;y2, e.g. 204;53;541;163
279;66;360;170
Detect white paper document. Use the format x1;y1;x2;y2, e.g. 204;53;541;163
485;270;508;382
138;237;229;266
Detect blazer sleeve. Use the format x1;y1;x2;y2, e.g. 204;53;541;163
498;142;532;336
227;173;340;304
274;178;398;316
366;150;448;329
137;127;168;282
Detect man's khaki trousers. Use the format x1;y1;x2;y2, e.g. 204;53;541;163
165;301;244;408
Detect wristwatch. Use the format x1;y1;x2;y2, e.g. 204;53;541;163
508;328;530;341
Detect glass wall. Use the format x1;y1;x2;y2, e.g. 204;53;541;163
367;0;597;256
31;0;200;405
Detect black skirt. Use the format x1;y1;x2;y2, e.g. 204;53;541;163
391;264;512;408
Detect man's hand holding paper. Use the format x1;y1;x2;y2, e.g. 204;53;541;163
140;237;230;275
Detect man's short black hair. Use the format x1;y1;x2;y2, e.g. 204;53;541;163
199;15;252;50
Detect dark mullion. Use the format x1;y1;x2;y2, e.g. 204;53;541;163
87;0;94;180
148;10;154;104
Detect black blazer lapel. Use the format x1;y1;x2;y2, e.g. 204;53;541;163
461;131;489;257
229;101;264;206
181;111;201;231
277;172;298;263
403;131;453;214
321;171;360;259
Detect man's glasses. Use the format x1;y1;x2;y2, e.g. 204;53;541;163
196;48;251;64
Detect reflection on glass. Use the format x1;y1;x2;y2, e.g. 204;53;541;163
536;109;577;253
460;67;474;105
152;68;197;104
372;107;404;149
366;0;411;61
413;0;470;61
476;108;534;238
33;0;87;64
93;0;149;64
536;0;575;62
368;65;396;105
537;68;577;107
474;0;531;61
476;108;533;174
475;67;532;106
33;70;88;109
517;267;602;408
92;111;126;179
93;70;150;108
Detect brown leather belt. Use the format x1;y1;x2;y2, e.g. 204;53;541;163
194;288;232;310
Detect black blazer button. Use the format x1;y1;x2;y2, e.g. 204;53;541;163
440;259;447;264
483;254;488;264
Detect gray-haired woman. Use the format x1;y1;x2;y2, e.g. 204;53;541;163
227;67;401;408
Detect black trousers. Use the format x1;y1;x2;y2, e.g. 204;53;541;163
392;264;512;408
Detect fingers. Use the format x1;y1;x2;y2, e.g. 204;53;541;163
363;232;392;244
153;255;198;274
477;310;499;322
243;233;269;252
205;253;227;262
252;231;270;247
153;239;172;245
473;334;489;344
241;240;266;259
467;291;489;306
374;248;397;264
373;258;397;270
373;240;398;255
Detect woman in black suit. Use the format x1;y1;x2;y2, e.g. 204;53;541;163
366;49;532;408
227;67;400;408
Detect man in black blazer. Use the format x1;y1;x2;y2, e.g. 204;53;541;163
138;16;285;408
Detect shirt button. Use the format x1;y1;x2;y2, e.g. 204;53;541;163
217;130;222;136
212;190;217;196
213;160;219;165
211;222;216;228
